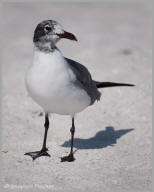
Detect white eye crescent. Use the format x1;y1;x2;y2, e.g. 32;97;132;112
44;25;52;32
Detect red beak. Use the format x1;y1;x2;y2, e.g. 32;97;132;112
57;31;77;41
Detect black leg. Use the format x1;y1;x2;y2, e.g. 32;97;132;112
61;117;75;162
42;113;49;151
25;113;51;160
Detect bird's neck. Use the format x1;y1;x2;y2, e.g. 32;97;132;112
34;41;57;53
33;45;65;68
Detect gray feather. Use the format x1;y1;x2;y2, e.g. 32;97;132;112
65;57;101;105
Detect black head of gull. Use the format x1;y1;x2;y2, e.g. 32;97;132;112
33;20;77;52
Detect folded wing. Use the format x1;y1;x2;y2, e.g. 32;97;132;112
65;57;101;105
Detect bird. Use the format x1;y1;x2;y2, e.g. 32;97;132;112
25;20;134;162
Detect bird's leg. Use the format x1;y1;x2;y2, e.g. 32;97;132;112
25;113;51;160
61;117;75;162
42;113;50;151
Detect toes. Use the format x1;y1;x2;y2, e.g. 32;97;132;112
41;151;51;157
24;151;51;160
61;154;75;162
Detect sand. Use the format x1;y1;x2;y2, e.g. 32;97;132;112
1;2;152;192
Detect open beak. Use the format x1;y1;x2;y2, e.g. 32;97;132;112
57;31;77;41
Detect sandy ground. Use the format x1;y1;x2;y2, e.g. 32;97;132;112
1;2;152;192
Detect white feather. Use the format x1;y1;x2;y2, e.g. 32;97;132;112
25;48;91;116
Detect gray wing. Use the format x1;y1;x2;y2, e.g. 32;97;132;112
65;57;101;105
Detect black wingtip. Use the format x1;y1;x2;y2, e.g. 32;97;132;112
95;81;136;88
122;83;135;87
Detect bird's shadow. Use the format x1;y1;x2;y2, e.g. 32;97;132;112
61;126;134;150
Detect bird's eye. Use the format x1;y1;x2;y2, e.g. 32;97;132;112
44;25;52;32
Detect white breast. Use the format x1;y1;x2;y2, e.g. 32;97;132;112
25;48;91;116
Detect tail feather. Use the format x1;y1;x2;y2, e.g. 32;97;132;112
94;81;135;88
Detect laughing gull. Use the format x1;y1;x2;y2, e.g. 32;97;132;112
25;20;134;162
